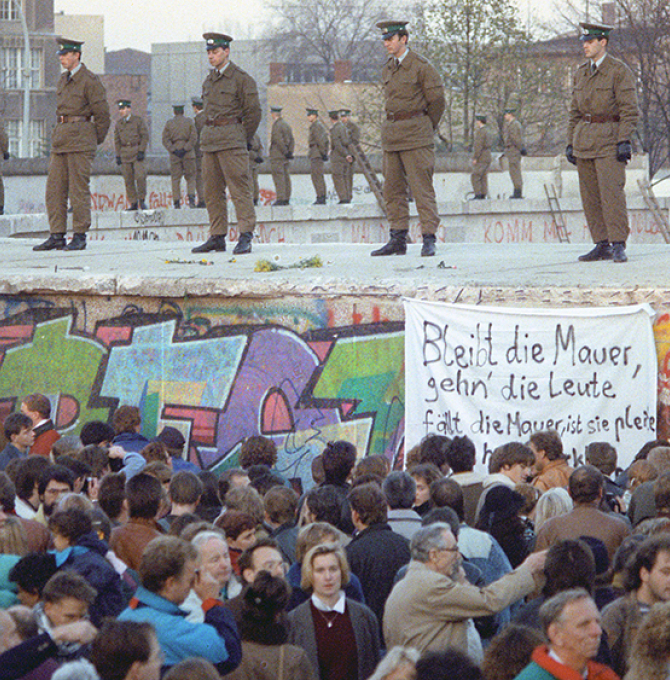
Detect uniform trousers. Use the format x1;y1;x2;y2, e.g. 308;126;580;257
203;148;255;236
249;161;260;204
507;156;523;192
170;156;196;200
310;158;326;198
331;160;348;202
46;150;95;234
195;155;205;204
577;155;629;243
471;162;490;197
0;177;4;210
270;158;291;202
121;160;147;204
383;146;439;234
344;160;354;201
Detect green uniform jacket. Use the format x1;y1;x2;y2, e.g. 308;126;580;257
269;118;294;159
52;64;110;152
308;119;329;159
162;115;197;158
200;61;261;152
381;49;445;152
503;119;524;161
330;121;351;163
114;114;148;162
194;110;206;158
248;133;263;163
568;54;639;159
345;120;361;146
473;125;492;164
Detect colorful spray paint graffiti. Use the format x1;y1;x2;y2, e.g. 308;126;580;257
0;303;405;484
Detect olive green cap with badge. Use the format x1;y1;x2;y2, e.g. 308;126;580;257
328;110;340;118
172;103;185;113
475;114;487;123
376;20;408;39
306;107;319;116
340;109;352;116
191;96;203;107
579;22;613;41
117;99;132;109
270;106;282;113
203;32;233;50
56;37;84;55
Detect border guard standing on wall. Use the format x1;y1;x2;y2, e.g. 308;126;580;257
307;108;329;205
114;99;149;211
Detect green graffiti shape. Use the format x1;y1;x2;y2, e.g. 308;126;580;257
312;332;405;456
0;317;109;430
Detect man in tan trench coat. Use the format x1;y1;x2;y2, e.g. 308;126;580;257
371;20;445;258
567;22;639;263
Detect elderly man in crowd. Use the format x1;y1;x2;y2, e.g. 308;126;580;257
383;522;546;662
513;589;618;680
118;536;241;675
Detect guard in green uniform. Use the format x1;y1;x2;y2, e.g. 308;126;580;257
269;106;294;206
0;120;8;215
329;110;353;204
192;97;207;207
307;108;329;205
471;114;492;199
162;104;197;208
114;99;149;210
340;109;360;203
35;37;110;251
192;32;261;255
567;22;639;263
248;133;263;206
503;108;525;198
372;21;445;257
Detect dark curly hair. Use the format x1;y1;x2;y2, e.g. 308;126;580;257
239;571;290;644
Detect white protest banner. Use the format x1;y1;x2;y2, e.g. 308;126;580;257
404;300;657;471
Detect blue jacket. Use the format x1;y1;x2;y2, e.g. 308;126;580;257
119;585;241;674
53;532;128;626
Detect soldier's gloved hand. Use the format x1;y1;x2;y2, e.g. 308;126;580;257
247;141;253;151
115;156;122;166
520;148;528;156
254;156;263;164
174;149;186;159
617;140;632;163
285;153;293;160
137;151;145;161
2;152;9;161
565;145;577;165
322;155;329;162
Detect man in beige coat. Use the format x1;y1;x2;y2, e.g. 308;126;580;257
567;22;639;263
162;104;197;208
35;37;110;252
383;523;545;662
114;99;149;210
372;20;445;257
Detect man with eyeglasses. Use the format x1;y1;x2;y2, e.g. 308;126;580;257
383;522;546;662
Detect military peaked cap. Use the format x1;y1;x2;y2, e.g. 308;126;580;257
203;32;233;49
579;22;613;41
56;37;84;55
376;20;409;39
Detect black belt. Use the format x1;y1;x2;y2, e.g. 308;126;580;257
581;114;620;123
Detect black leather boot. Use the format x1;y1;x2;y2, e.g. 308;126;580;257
511;189;522;199
188;194;196;208
612;242;628;263
192;235;226;253
233;232;253;255
371;230;407;256
173;200;180;209
314;196;326;205
64;233;86;251
127;203;138;211
421;234;436;257
33;234;66;251
578;241;612;262
139;200;147;210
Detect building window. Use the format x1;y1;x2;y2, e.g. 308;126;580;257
0;0;19;20
4;119;47;158
0;47;43;90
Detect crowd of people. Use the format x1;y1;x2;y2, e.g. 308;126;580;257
0;392;668;680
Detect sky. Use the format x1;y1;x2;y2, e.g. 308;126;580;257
53;0;555;53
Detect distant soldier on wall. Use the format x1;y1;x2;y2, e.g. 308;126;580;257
192;32;261;255
34;37;110;252
0;119;8;215
329;110;353;204
269;106;294;206
307;107;329;205
502;108;526;199
372;20;445;257
162;104;197;208
340;109;360;203
248;133;263;206
192;96;207;207
567;22;639;264
114;99;149;210
470;114;492;199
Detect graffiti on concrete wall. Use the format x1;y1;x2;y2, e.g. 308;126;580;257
0;300;405;483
